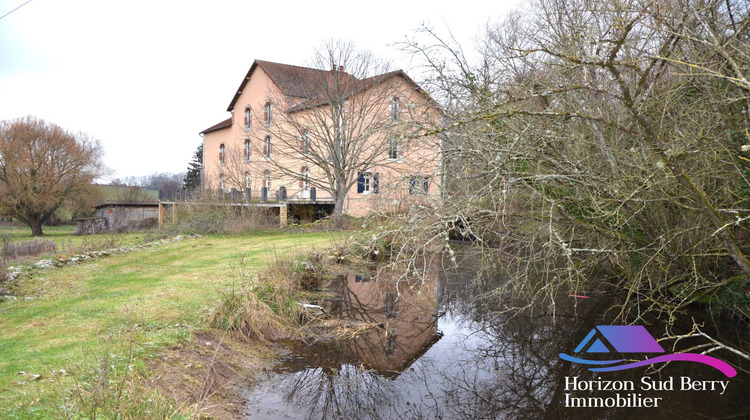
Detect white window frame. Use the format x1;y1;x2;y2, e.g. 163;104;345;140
301;167;310;198
244;138;251;161
362;172;373;194
264;135;272;159
264;100;272;126
244;106;252;130
301;131;310;155
387;138;399;161
391;96;400;122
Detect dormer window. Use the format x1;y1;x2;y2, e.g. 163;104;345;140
264;100;272;125
391;96;400;122
244;138;251;161
219;143;226;165
244;106;252;130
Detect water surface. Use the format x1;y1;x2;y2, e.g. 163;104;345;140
243;259;750;419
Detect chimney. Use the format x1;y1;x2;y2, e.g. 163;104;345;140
329;64;349;88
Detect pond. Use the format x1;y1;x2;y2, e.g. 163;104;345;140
242;255;750;419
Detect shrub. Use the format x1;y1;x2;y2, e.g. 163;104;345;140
161;192;278;236
2;237;58;259
207;254;325;343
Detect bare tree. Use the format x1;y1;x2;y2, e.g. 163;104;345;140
390;0;750;320
263;41;435;229
0;116;105;236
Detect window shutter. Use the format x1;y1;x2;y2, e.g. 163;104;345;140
373;173;380;194
357;172;364;194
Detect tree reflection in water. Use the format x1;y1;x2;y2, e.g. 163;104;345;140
244;253;750;419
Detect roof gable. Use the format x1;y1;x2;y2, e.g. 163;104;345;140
227;60;335;112
200;117;232;135
226;59;434;113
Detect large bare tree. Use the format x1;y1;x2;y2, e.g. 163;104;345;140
0;116;104;236
264;41;430;229
391;0;750;320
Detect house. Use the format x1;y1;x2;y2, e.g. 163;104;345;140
199;59;441;224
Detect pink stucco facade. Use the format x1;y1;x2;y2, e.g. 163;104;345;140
200;59;441;219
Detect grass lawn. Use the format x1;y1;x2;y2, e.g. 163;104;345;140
0;223;147;262
0;231;334;418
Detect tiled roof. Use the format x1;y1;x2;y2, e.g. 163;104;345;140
227;60;337;112
256;60;332;98
225;59;436;114
200;117;232;134
287;69;431;113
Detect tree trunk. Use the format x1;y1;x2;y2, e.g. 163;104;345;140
333;193;346;230
29;217;44;236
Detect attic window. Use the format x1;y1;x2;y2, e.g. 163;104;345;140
391;96;400;121
264;100;272;125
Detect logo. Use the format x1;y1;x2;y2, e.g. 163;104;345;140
559;325;737;378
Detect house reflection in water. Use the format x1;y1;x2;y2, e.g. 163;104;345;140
276;271;442;376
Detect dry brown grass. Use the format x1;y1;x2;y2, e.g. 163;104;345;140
1;237;57;259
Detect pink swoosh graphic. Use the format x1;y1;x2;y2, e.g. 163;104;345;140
588;353;737;378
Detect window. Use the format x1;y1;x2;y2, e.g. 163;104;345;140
363;172;372;193
219;173;225;191
243;138;251;161
300;166;310;193
409;175;429;194
300;131;310;155
357;171;379;194
264;135;272;158
244;106;252;130
264;100;272;125
391;96;400;122
244;171;251;189
264;170;271;190
219;143;226;165
388;138;399;160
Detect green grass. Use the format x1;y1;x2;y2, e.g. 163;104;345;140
0;231;333;417
0;223;148;264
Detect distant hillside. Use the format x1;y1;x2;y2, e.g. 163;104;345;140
93;184;159;204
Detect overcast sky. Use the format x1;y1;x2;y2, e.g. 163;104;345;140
0;0;519;182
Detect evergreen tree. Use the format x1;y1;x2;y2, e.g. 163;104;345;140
183;144;203;190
